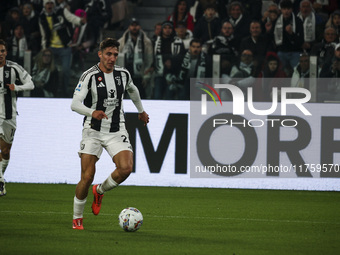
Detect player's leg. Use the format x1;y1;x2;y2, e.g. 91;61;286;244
92;150;133;216
96;150;133;196
73;153;97;229
0;137;13;196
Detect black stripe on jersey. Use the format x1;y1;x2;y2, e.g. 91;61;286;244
109;70;124;132
79;65;99;82
90;72;108;131
4;65;13;119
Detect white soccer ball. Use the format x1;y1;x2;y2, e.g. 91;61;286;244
118;207;143;232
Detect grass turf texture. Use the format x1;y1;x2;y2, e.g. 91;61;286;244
0;183;339;255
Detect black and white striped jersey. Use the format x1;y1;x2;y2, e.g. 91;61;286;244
71;64;144;133
0;60;34;120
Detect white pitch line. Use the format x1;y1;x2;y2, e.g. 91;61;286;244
0;210;339;225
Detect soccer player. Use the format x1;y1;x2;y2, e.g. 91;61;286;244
71;38;149;230
0;39;35;196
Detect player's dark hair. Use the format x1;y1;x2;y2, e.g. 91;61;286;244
0;39;7;50
99;38;120;52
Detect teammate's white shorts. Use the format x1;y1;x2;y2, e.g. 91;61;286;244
78;128;133;159
0;118;16;144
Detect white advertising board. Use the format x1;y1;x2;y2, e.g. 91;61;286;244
5;98;340;191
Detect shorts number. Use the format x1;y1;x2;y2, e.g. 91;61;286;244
121;135;128;143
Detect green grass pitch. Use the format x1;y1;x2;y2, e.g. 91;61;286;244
0;183;339;255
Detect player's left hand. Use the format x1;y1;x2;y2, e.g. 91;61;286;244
6;84;15;91
138;111;149;126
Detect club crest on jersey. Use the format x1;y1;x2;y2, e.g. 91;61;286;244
115;76;121;86
5;71;9;78
98;76;103;82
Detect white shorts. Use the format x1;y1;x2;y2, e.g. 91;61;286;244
0;118;16;144
78;128;133;159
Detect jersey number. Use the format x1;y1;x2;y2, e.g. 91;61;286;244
121;135;128;143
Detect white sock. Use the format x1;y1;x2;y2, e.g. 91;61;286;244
2;159;9;175
97;174;118;194
73;196;87;219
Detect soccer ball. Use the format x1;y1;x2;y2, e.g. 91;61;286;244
118;207;143;232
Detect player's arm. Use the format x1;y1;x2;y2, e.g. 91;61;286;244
71;80;108;120
126;81;149;126
7;67;34;91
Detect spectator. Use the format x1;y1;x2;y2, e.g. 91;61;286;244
39;0;86;97
297;0;325;52
238;0;262;21
118;18;154;99
325;10;340;36
291;53;310;90
151;22;162;47
221;49;257;100
85;0;109;49
193;4;221;44
172;38;212;99
240;20;275;75
31;48;59;97
272;0;304;77
225;1;251;42
4;7;23;37
7;23;28;66
319;43;340;102
175;21;193;49
153;21;185;99
168;0;194;32
261;2;280;34
206;21;239;76
311;26;337;72
70;9;95;76
193;0;228;22
22;3;41;57
255;52;286;102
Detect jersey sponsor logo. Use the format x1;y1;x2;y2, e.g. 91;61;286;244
97;82;106;88
103;98;119;107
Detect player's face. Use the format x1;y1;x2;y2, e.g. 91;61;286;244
98;46;119;73
0;45;7;67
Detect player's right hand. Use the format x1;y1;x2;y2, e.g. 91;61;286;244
92;110;108;120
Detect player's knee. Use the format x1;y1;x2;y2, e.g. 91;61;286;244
82;172;95;185
119;162;133;177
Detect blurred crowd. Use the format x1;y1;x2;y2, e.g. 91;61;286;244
1;0;340;102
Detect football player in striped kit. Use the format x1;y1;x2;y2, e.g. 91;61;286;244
0;39;34;196
71;38;149;230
